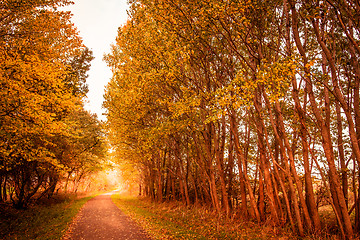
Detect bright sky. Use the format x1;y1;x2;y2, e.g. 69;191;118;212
66;0;129;121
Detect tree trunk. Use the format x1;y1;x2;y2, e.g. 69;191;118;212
213;118;230;216
229;111;260;222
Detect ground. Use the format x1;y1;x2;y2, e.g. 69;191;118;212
63;192;151;240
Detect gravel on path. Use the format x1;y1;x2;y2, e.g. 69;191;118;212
63;193;151;240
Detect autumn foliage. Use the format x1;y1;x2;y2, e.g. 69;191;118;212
104;0;360;238
0;0;106;209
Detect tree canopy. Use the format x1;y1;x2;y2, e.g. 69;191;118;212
0;0;106;209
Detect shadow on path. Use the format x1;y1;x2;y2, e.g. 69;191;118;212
64;193;151;240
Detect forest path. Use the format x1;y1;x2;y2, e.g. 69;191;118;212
63;192;151;240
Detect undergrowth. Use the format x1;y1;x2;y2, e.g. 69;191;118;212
0;194;93;240
111;194;300;239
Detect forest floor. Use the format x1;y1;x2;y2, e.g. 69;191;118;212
111;194;341;240
63;191;151;240
0;191;342;239
0;193;93;240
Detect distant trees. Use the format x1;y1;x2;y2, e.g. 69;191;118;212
0;0;106;209
104;0;360;238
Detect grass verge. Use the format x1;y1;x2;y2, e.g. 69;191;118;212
0;194;93;240
111;194;296;239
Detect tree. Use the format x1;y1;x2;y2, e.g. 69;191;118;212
105;0;360;238
0;0;103;208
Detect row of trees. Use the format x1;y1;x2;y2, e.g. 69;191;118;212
105;0;360;238
0;0;106;209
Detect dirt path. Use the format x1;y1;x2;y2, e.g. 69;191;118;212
64;192;151;240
